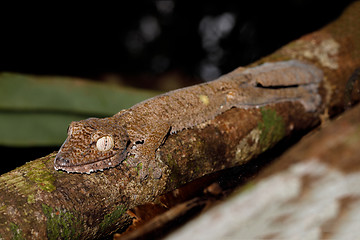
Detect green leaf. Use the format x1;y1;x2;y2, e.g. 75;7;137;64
0;73;162;146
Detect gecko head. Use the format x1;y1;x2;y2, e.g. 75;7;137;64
54;117;129;173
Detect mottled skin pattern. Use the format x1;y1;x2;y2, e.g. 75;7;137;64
55;60;323;179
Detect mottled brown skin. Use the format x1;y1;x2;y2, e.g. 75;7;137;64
54;117;129;174
55;60;323;179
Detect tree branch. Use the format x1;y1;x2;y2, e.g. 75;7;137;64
165;103;360;240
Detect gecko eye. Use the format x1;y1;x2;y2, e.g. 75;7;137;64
96;136;114;151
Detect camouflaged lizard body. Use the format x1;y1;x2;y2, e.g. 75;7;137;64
54;60;322;179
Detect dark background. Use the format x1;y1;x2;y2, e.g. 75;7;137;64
0;0;353;173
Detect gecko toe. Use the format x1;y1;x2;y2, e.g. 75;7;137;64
139;168;148;180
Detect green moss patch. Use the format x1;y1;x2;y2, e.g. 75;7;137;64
99;205;127;232
42;204;82;240
27;161;56;192
9;222;25;240
258;108;286;151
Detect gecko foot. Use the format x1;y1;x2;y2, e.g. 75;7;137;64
150;160;162;179
138;159;163;180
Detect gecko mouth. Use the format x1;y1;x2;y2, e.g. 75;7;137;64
54;150;127;174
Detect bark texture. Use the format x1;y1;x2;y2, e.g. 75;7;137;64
1;1;360;239
166;93;360;240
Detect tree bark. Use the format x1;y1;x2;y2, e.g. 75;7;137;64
165;103;360;240
1;1;360;239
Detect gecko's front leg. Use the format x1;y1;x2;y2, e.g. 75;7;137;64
126;124;170;180
128;144;163;180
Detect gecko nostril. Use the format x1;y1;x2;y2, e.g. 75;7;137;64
55;156;70;166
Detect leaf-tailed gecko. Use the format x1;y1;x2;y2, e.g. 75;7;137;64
54;60;322;179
